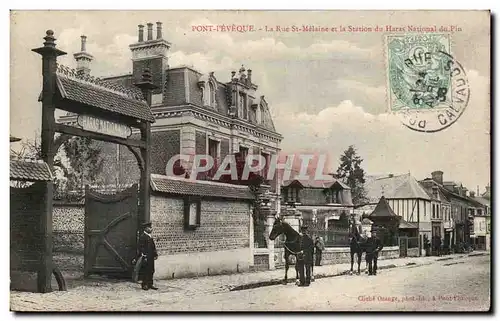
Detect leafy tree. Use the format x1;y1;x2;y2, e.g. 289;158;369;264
335;145;368;205
62;137;104;191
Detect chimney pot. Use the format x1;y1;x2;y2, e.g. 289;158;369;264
80;35;87;52
431;170;443;185
156;21;163;39
247;69;252;83
147;23;154;41
138;24;144;42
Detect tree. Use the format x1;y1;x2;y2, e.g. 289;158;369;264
336;145;368;205
62;137;104;191
9;136;67;190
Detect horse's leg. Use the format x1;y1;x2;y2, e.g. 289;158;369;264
357;251;362;275
349;248;354;275
284;259;288;285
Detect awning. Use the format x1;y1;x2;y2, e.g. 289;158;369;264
399;221;418;229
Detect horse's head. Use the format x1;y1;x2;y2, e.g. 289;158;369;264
269;216;285;241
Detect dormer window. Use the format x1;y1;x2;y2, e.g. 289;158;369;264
199;75;217;109
285;187;301;204
238;93;247;119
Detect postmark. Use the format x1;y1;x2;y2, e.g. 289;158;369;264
386;33;470;132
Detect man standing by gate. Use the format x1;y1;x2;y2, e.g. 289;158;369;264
137;222;158;290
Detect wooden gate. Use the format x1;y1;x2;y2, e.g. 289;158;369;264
399;236;408;258
84;184;139;278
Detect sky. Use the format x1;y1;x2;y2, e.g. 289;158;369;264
9;10;491;192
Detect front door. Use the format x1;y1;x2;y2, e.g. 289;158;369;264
84;184;138;278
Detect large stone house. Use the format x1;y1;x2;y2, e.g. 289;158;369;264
51;22;284;278
58;22;283;191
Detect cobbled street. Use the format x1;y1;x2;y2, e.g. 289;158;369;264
10;254;490;312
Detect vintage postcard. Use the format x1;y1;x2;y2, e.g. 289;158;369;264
9;10;490;312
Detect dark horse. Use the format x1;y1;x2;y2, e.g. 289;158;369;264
269;217;312;284
349;220;367;275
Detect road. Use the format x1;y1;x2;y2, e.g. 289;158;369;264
11;255;490;312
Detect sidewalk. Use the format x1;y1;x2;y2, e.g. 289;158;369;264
10;251;488;311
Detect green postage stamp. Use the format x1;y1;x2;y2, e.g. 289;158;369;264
386;33;470;132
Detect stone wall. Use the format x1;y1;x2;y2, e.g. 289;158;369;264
52;203;84;254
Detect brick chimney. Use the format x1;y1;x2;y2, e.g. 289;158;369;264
431;170;443;185
73;35;93;76
130;22;171;97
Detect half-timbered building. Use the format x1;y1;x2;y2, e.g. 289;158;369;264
365;173;432;254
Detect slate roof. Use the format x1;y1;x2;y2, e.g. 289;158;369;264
150;174;254;200
54;67;155;123
365;173;430;202
419;179;451;203
10;159;53;181
282;178;350;189
369;196;399;217
474;197;490;207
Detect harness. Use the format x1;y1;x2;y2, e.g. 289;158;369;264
283;234;302;255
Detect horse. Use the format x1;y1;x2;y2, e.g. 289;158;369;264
269;217;303;285
349;222;367;275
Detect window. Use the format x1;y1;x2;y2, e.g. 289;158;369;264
437;205;440;219
209;82;216;107
261;152;270;178
477;209;483;216
285;187;300;203
208;139;219;160
203;80;217;108
432;204;436;219
239;93;247;119
239;146;249;161
184;198;201;230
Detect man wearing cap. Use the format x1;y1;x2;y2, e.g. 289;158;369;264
138;221;158;290
297;225;315;286
365;229;384;276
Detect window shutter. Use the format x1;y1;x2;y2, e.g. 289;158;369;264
196;200;201;226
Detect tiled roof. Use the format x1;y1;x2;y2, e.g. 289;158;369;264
10;159;53;181
369;196;398;217
365;173;430;202
55;68;155;123
150;174;254;200
282;178;350;189
399;220;418;229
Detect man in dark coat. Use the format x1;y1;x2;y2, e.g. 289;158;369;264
297;225;315;286
314;236;325;266
137;221;158;290
365;230;384;276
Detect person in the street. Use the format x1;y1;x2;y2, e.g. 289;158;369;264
137;221;158;290
297;225;315;286
365;230;383;276
314;236;325;266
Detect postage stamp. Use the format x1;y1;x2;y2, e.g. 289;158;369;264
386;33;470;132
